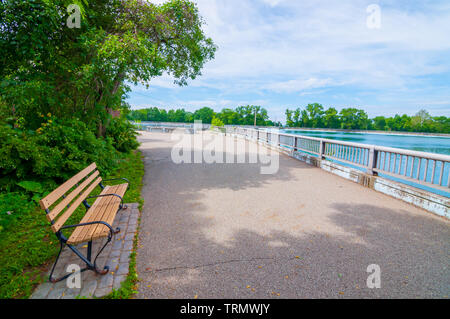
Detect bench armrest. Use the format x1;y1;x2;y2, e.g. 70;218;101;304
101;178;130;187
60;221;114;238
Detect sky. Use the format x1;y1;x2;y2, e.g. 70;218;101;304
127;0;450;122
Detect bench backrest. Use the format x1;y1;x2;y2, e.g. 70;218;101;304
39;163;102;233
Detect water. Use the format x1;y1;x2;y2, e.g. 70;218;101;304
282;130;450;156
281;129;450;197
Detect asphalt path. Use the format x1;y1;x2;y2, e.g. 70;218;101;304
136;131;449;299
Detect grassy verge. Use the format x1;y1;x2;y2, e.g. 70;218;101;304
103;151;144;299
0;150;144;299
102;213;141;299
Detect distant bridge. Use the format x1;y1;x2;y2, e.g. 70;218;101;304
132;121;211;133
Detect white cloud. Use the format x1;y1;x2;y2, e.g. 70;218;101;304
262;0;284;7
148;1;450;88
263;78;334;93
133;0;450;118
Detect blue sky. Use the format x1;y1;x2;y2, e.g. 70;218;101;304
128;0;450;122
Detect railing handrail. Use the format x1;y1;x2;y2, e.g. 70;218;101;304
227;126;450;193
239;127;450;163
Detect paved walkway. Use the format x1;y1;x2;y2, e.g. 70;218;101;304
136;131;449;299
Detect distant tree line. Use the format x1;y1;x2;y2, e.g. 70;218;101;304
127;103;449;133
126;105;281;126
286;104;450;134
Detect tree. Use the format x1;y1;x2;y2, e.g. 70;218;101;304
283;105;448;133
234;105;268;126
324;107;340;128
0;0;216;135
339;108;369;130
285;109;294;127
218;108;240;125
432;116;450;133
300;109;310;127
211;116;224;127
184;111;194;123
411;109;432;132
372;116;387;131
305;103;325;128
194;107;215;124
235;105;253;125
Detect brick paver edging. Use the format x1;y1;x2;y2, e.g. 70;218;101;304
31;203;140;299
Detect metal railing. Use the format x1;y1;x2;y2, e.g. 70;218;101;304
227;127;450;194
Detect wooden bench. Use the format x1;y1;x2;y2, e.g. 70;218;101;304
39;163;129;283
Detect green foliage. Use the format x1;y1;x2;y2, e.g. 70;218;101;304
0;151;144;299
0;0;215;135
285;106;450;133
17;181;46;204
0;118;119;192
194;107;215;124
0;0;212;299
233;105;270;126
0;204;58;298
324;107;340;129
211;116;225;127
0;193;35;232
105;117;140;153
127;105;278;126
339;108;369;130
17;181;44;194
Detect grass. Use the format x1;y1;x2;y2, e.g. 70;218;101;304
102;151;144;299
102;213;141;299
0;150;144;299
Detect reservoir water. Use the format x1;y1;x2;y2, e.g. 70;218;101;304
282;129;450;197
282;130;450;156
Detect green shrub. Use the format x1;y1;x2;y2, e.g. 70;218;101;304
0;117;121;192
105;117;140;153
211;116;224;127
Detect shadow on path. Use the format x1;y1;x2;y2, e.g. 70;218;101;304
136;132;449;299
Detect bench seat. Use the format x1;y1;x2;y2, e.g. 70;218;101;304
67;183;128;245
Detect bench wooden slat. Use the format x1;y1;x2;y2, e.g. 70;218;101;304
91;183;128;240
40;163;97;210
46;170;100;222
68;185;118;244
67;183;128;244
85;186;121;241
81;184;125;241
51;176;102;232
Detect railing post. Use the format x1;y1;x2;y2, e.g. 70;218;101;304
319;140;325;159
293;137;297;154
367;146;378;176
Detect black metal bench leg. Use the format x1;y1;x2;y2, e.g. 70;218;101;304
87;241;92;262
49;242;91;283
48;217;122;282
49;241;65;283
93;236;112;275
